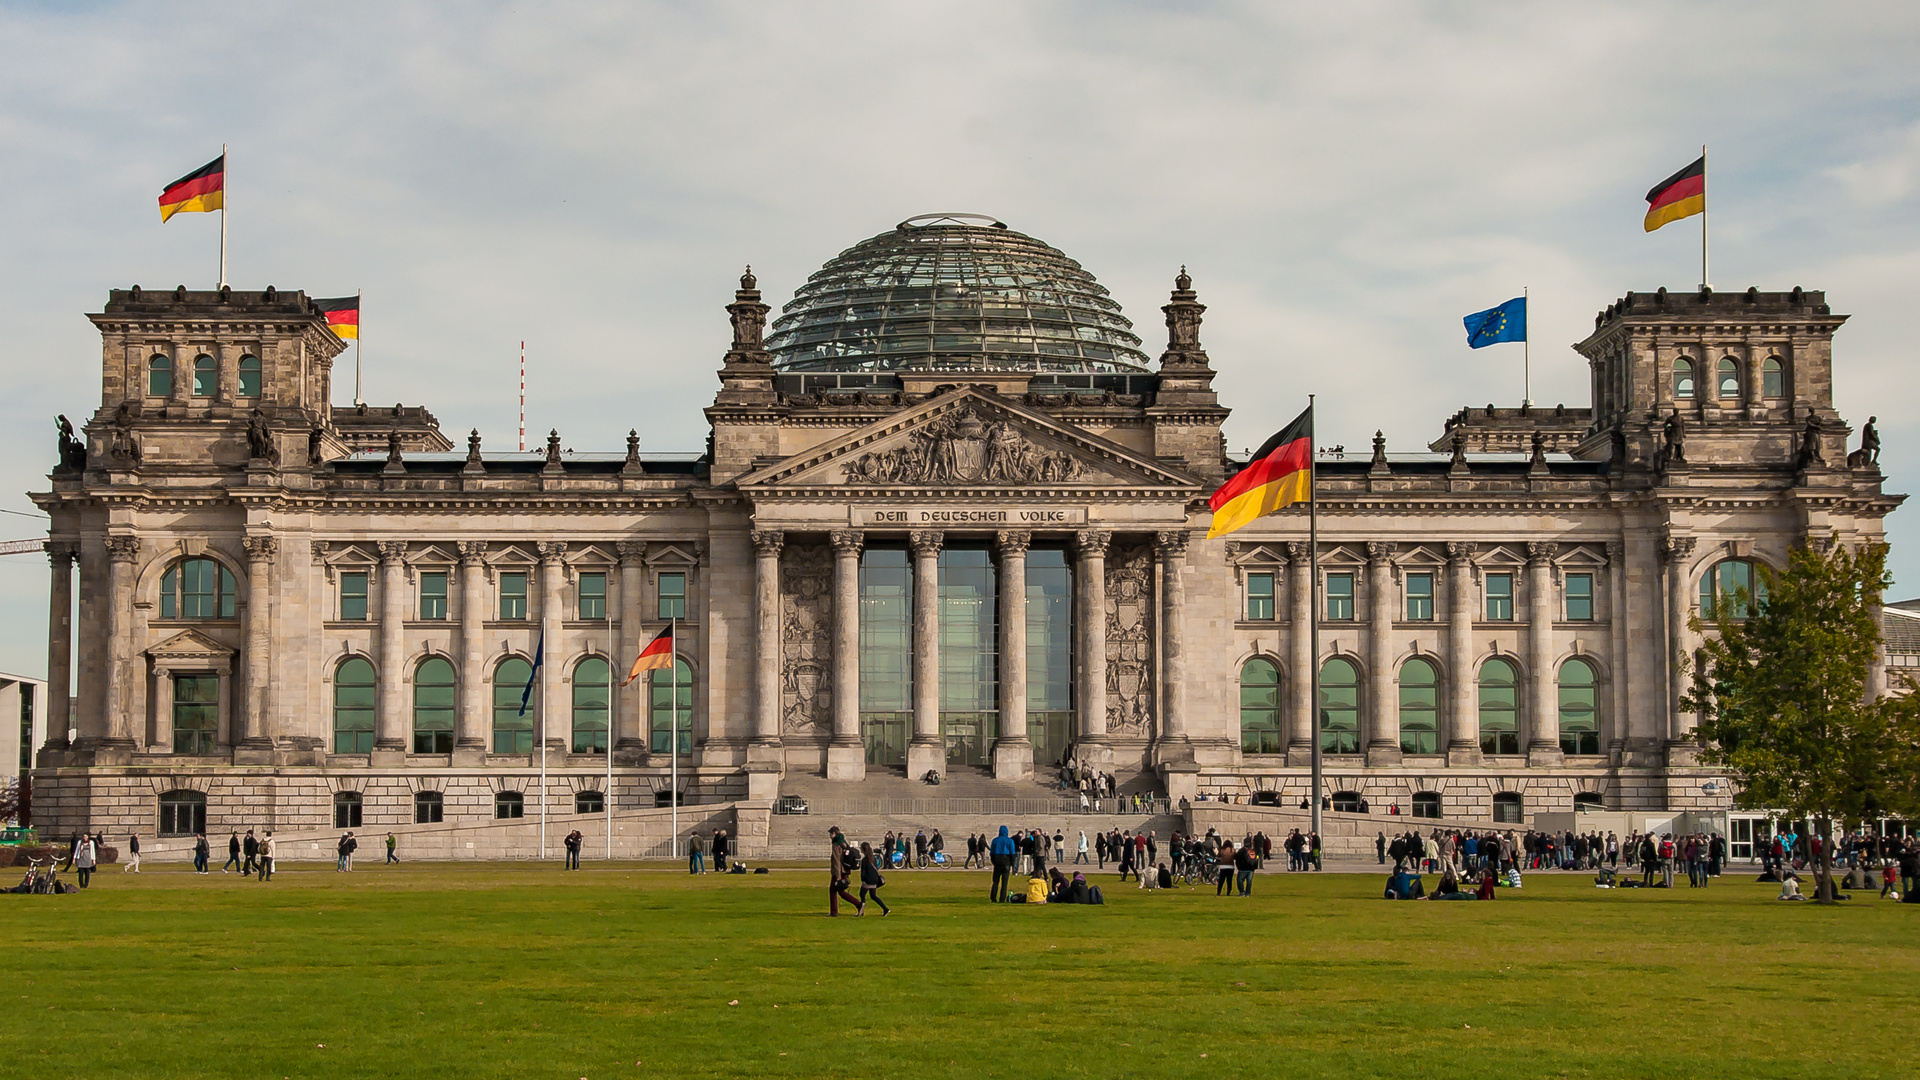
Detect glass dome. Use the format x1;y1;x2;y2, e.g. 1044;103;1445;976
766;214;1151;374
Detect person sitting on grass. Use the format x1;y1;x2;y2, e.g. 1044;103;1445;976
1384;868;1424;900
1423;866;1476;900
1475;869;1498;900
1025;874;1051;904
1778;872;1807;901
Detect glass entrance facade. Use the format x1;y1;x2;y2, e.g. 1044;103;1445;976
859;546;911;765
939;545;997;766
1025;547;1073;768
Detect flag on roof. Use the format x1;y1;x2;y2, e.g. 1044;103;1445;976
1644;155;1706;232
312;296;360;340
1207;405;1312;540
158;154;225;221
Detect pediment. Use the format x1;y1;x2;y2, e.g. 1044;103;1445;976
736;389;1202;492
146;629;236;662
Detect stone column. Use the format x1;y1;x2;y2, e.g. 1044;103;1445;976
826;530;866;781
1445;542;1480;766
1606;540;1630;757
238;534;277;753
152;665;174;752
43;541;76;752
1526;541;1563;765
1073;530;1111;767
1155;530;1193;762
99;535;139;752
992;530;1032;781
1285;542;1313;765
1662;536;1697;752
906;530;944;779
538;541;568;751
456;541;489;756
614;541;647;753
750;530;785;760
1364;541;1401;765
374;540;408;756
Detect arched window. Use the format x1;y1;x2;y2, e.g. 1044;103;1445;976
1412;792;1442;819
1478;658;1520;755
1318;658;1360;754
650;658;693;755
1762;357;1784;399
192;354;216;397
1716;357;1740;400
1558;658;1600;755
237;354;261;398
333;657;375;753
1398;658;1439;755
1573;792;1605;813
1701;559;1766;619
333;791;363;828
148;354;172;397
575;790;604;814
414;791;444;824
412;657;455;754
495;791;525;819
158;790;206;836
492;657;534;753
1238;658;1282;754
571;656;610;754
1673;358;1695;400
1331;790;1362;813
160;557;237;619
1492;791;1524;824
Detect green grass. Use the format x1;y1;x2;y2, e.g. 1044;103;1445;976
5;861;1912;1079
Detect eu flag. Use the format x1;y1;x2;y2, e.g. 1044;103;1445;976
518;633;543;717
1463;297;1526;349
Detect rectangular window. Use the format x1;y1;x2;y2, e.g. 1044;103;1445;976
1485;573;1514;621
657;572;686;620
1405;572;1434;621
499;572;528;620
578;572;606;620
1246;572;1275;621
419;572;449;620
173;674;218;754
1565;573;1594;621
1325;573;1354;621
340;572;369;621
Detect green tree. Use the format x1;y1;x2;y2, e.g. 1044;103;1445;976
1684;542;1920;903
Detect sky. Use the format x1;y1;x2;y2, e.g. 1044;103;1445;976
1;1;1919;681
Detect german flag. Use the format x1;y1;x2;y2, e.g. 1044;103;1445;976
624;625;675;685
1207;405;1312;540
1644;155;1705;232
158;154;225;222
312;296;360;340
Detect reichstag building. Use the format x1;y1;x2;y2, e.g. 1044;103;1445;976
30;213;1902;845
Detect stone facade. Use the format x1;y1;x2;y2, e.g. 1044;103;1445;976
27;256;1904;853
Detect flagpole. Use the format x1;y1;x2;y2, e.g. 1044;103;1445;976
1308;395;1323;846
540;630;548;861
606;607;615;862
354;288;364;406
218;143;228;288
670;616;679;862
1522;287;1530;408
1700;144;1709;290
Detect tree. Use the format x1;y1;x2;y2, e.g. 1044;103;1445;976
1683;542;1920;904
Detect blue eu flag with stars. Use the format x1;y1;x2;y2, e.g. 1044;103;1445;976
1463;297;1526;349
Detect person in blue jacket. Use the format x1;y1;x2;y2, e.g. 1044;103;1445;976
989;825;1017;902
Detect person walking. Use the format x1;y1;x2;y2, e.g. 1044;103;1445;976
242;830;259;878
74;833;97;889
828;829;863;916
258;832;275;882
564;829;583;871
385;832;399;864
857;842;891;915
989;825;1016;903
687;831;706;874
342;832;357;871
193;832;211;874
222;831;241;873
124;833;141;873
1236;840;1258;896
336;832;353;872
1215;840;1235;896
713;829;730;873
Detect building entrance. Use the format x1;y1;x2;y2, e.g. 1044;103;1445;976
943;713;995;767
862;715;907;766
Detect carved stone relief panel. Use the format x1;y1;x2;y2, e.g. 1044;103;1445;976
844;406;1084;485
780;540;833;736
1106;538;1155;737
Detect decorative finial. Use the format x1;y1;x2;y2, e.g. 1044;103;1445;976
466;428;482;462
626;428;640;462
1175;266;1191;292
741;265;756;291
545;428;562;466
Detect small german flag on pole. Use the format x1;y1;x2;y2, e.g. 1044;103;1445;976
158;153;225;221
624;624;675;686
312;296;360;340
1207;405;1312;540
1643;154;1706;232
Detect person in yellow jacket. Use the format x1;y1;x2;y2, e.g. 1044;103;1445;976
1024;874;1050;904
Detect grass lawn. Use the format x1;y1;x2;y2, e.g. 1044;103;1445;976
5;860;1912;1079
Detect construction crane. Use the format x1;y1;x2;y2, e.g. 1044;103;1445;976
0;538;47;556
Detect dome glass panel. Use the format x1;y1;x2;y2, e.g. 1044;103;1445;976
766;214;1151;374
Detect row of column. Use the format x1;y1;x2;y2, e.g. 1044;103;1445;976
750;527;1193;776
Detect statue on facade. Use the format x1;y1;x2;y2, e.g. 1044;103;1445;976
1449;425;1467;466
386;428;403;464
1862;415;1881;466
54;414;86;473
246;409;278;464
108;403;143;465
1796;407;1825;469
1529;428;1547;466
1661;409;1686;467
308;425;326;466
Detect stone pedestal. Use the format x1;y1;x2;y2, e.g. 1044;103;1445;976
1076;738;1115;771
744;761;783;802
370;747;406;768
1665;741;1703;768
232;744;275;766
906;739;944;780
1152;736;1195;768
991;738;1033;781
451;746;486;767
1445;745;1483;768
745;739;785;770
825;740;867;782
1285;745;1314;768
1159;760;1200;805
1364;745;1404;767
1527;744;1565;768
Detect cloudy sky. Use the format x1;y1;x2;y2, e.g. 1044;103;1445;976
1;2;1918;680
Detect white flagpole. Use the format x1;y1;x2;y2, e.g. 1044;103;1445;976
1523;287;1530;408
1700;144;1710;290
605;608;614;861
354;288;364;406
670;616;679;863
218;143;228;288
539;631;547;861
1308;396;1323;846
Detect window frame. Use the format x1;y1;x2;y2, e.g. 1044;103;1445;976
1245;571;1275;621
1492;792;1525;824
1397;657;1439;755
148;354;173;398
1673;357;1695;400
1404;572;1434;621
657;572;687;621
1318;657;1361;754
333;791;364;829
577;571;607;621
492;657;535;753
1558;658;1601;755
411;656;456;754
161;557;238;621
575;790;605;814
1484;572;1514;621
192;354;216;398
414;791;444;824
237;354;261;399
650;658;694;755
339;571;370;621
1716;357;1740;400
1411;792;1442;819
1762;357;1784;399
1478;657;1521;755
332;656;376;753
1324;572;1355;621
1564;572;1594;622
571;656;610;754
158;790;207;837
1238;657;1282;754
499;571;529;620
495;791;525;820
1700;558;1767;620
171;672;219;754
419;571;449;621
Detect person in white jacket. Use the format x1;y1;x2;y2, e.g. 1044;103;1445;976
1075;831;1089;864
73;834;97;889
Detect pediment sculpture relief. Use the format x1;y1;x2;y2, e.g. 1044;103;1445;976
845;407;1084;485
